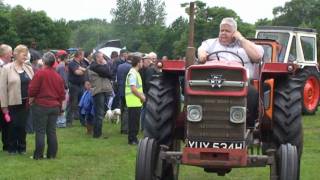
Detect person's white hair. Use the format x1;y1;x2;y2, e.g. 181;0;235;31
0;44;12;56
220;17;237;32
148;52;157;59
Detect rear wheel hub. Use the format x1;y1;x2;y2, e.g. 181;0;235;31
303;76;320;111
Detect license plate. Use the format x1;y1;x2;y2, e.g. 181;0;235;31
186;140;245;149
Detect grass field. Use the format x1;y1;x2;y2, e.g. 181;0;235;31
0;111;319;179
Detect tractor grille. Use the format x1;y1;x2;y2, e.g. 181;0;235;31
186;96;246;142
189;68;245;91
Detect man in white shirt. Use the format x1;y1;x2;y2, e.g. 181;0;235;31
198;17;263;79
197;18;264;127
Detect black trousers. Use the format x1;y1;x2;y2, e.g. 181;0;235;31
120;96;128;133
92;93;109;138
66;83;84;125
128;107;141;143
7;101;29;153
0;111;9;151
33;104;60;159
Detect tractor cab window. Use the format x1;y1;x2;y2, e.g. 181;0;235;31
300;36;316;61
257;32;289;62
261;45;272;63
288;36;297;62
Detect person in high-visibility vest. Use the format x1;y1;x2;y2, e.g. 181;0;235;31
125;54;145;145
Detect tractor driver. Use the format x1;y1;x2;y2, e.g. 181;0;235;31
197;17;264;127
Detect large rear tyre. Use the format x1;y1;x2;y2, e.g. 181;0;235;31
296;68;320;115
276;144;298;180
273;76;303;157
144;75;179;146
143;75;180;180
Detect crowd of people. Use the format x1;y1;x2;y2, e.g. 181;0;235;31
0;42;162;159
0;17;261;161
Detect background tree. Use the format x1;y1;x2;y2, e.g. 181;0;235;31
137;0;166;54
175;1;255;59
255;18;273;26
157;17;188;58
110;0;166;52
111;0;142;51
0;2;19;46
1;0;319;60
68;19;113;51
10;6;57;49
49;19;71;49
142;0;166;26
0;3;71;50
270;0;320;59
111;0;131;24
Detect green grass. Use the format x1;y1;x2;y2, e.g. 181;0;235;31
0;111;319;179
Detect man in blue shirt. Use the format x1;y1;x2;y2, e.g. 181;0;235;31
66;49;87;127
116;56;131;134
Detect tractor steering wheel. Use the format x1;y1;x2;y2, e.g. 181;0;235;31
207;50;245;66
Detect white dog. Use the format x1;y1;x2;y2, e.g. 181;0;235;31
105;108;121;124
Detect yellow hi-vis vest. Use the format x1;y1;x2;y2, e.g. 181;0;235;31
125;68;143;107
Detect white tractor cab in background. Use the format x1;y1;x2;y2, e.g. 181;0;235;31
256;26;320;115
94;39;125;59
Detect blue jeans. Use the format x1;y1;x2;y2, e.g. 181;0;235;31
93;92;109;138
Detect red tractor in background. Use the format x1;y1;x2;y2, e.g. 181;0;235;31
135;2;315;180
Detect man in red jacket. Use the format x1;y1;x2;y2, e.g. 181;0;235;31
28;52;65;160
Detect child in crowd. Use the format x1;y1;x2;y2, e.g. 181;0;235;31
79;81;95;134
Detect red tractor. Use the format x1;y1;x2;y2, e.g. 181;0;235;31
135;3;308;180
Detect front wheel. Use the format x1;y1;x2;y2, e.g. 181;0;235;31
136;137;160;180
136;137;179;180
276;144;299;180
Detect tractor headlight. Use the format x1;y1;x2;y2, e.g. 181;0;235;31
230;106;246;124
187;105;202;122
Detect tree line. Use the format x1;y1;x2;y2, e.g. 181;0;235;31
0;0;319;59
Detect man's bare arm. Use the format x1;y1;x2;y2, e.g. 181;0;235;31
233;31;263;63
130;85;146;103
198;47;208;63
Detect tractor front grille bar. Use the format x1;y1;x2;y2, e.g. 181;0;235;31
189;80;248;88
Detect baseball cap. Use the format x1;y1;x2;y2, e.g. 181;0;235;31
55;50;68;57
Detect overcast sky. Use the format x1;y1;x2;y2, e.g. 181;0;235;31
3;0;290;26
